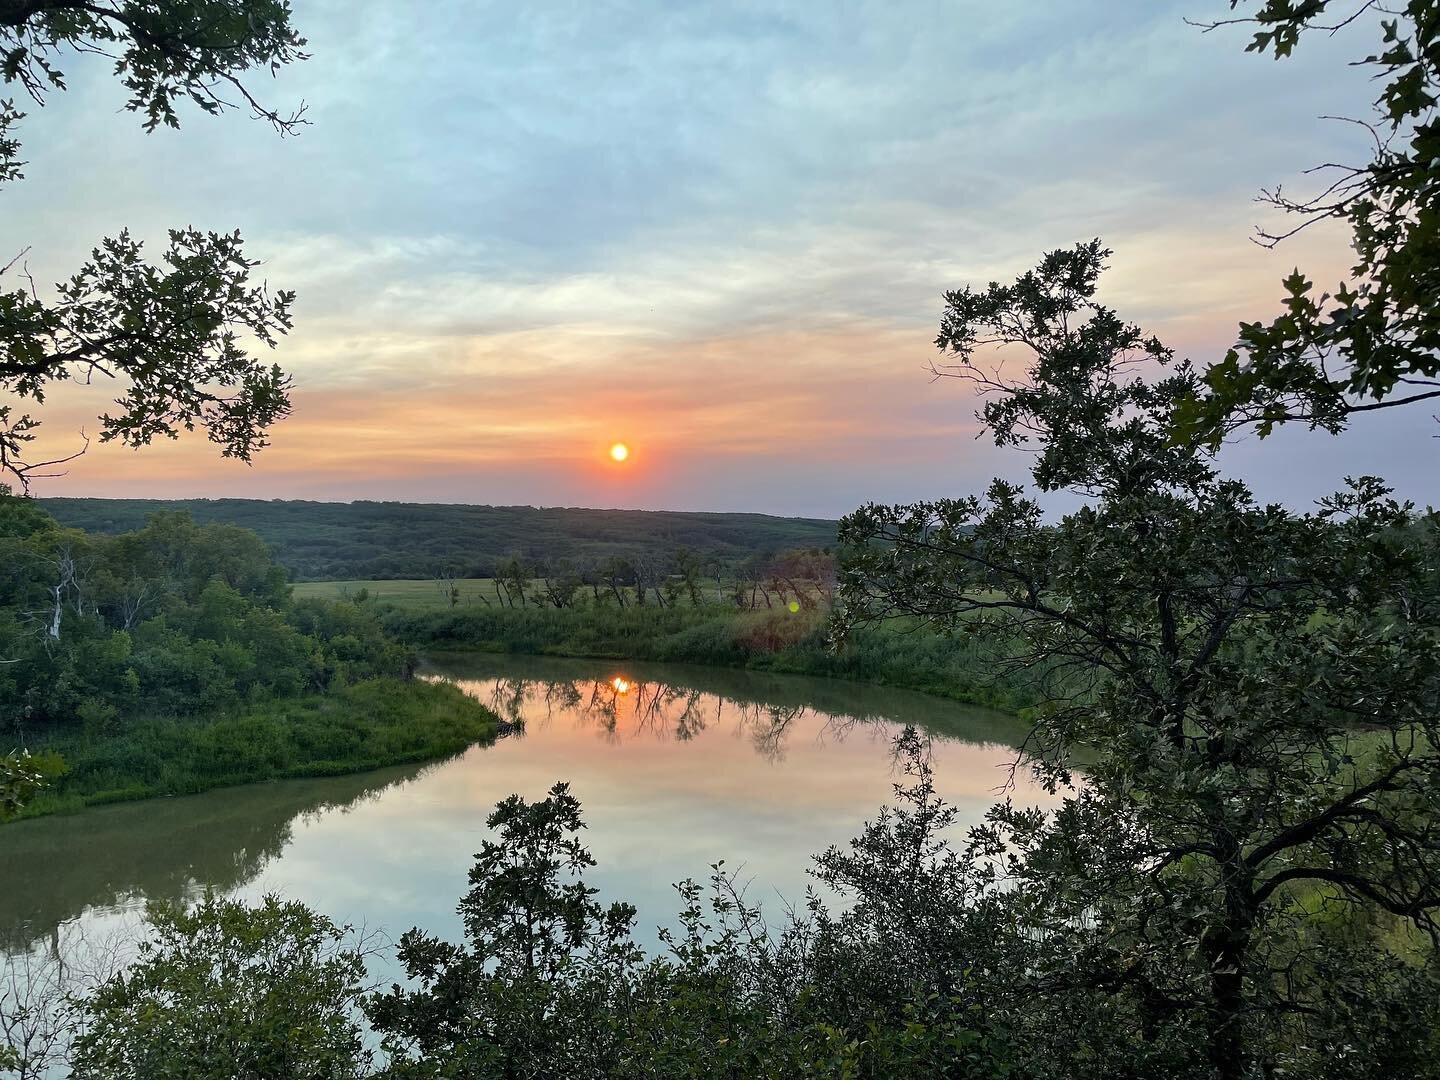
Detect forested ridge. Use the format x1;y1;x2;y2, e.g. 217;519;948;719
39;498;838;581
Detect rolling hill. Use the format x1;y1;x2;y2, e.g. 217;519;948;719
39;498;838;581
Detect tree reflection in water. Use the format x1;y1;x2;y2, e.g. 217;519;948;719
435;665;1010;765
0;762;436;955
2;657;1031;971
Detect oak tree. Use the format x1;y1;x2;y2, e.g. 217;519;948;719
0;0;307;490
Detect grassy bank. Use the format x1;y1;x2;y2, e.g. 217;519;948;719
385;604;1046;714
14;678;500;820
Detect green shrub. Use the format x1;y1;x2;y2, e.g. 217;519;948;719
15;679;498;819
386;604;1046;712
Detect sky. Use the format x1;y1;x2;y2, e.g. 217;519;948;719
7;0;1436;517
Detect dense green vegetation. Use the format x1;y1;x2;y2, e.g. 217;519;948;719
392;604;1045;714
1;496;405;729
40;498;837;581
13;678;496;819
0;494;498;820
833;240;1440;1080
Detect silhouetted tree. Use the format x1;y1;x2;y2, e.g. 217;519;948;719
1179;1;1440;438
0;0;308;490
539;559;582;609
671;546;705;606
841;242;1440;1079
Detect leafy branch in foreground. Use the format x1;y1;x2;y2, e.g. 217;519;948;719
1177;1;1440;438
1;228;295;489
69;895;372;1080
0;0;309;133
0;0;307;490
839;241;1440;1080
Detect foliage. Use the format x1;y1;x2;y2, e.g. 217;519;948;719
366;752;1012;1079
0;751;39;821
14;677;497;819
839;242;1440;1079
1178;1;1440;438
41;498;838;581
388;604;1045;713
70;894;370;1080
368;783;645;1078
0;748;62;821
0;498;414;736
0;0;307;489
0;496;506;819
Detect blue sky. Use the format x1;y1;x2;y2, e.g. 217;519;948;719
8;0;1435;515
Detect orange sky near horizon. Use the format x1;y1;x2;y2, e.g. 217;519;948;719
9;1;1436;515
25;220;1399;516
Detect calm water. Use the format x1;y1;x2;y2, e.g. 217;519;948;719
0;653;1048;969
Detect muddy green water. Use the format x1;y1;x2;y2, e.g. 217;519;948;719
0;653;1047;971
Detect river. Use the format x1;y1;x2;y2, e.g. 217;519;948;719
0;653;1051;1045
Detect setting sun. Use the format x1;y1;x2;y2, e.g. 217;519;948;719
609;442;630;462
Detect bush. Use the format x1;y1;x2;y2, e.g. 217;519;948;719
386;604;1046;712
14;679;499;818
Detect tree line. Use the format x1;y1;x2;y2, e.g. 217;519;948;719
431;547;836;612
40;499;838;583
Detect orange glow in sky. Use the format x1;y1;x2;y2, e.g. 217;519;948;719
609;442;630;463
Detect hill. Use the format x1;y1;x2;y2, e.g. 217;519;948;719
38;498;839;581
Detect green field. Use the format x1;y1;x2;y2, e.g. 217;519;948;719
292;577;507;611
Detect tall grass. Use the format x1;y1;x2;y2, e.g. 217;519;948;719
16;678;500;819
384;605;1046;713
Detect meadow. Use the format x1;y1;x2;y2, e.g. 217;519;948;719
293;577;520;610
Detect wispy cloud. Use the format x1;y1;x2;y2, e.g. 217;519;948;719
7;1;1432;513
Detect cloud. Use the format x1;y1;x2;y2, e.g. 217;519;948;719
6;1;1431;515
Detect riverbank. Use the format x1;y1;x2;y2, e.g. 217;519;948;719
6;601;1042;823
11;678;501;820
1;651;1047;960
384;604;1047;715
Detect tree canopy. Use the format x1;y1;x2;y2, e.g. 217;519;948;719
839;241;1440;1078
0;0;307;490
1177;1;1440;439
